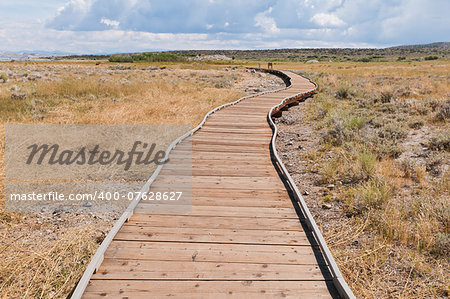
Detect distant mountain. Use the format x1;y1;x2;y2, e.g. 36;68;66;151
388;42;450;49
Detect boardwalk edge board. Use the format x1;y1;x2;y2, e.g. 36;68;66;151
268;72;356;299
71;68;355;299
70;68;292;298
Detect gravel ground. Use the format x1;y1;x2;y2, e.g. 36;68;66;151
273;98;345;232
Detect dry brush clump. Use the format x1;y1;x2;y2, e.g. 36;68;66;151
290;61;449;298
0;224;107;298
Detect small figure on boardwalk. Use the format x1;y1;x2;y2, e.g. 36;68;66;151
268;62;273;69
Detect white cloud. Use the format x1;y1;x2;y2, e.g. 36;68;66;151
100;18;119;29
254;7;280;34
0;0;449;53
310;13;346;27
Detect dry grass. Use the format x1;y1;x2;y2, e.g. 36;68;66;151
0;224;108;298
274;60;449;298
0;61;283;298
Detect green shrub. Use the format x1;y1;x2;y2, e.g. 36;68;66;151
358;57;371;62
345;116;367;130
433;233;450;256
108;54;133;62
408;118;424;129
358;150;377;178
376;142;404;159
425;152;443;176
378;121;408;140
424;55;438;60
435;101;450;121
379;91;394;103
350;178;392;213
0;72;8;82
321;122;345;146
109;52;185;63
427;132;450;152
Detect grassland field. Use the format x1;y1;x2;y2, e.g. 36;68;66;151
0;57;448;298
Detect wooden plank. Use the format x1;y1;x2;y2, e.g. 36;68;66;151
191;188;290;198
150;176;286;190
114;226;309;245
202;122;268;128
189;144;269;153
160;168;275;177
83;280;336;298
135;205;299;219
198;127;271;134
204;118;268;124
148;175;284;185
192;139;268;146
207;115;267;122
167;160;274;167
127;214;302;231
194;131;270;138
170;151;270;161
191;196;293;208
92;260;329;280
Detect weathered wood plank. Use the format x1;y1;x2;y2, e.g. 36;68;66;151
92;260;329;280
114;226;309;245
105;241;319;264
135;205;299;218
127;214;303;231
83;280;336;298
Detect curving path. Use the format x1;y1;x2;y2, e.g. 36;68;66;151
75;69;353;298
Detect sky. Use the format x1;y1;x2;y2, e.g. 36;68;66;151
0;0;449;54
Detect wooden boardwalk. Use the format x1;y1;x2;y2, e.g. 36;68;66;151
81;70;340;298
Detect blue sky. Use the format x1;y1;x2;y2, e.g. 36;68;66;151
0;0;448;54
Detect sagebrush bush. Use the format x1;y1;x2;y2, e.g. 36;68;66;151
0;72;8;82
399;159;425;183
425;152;443;176
377;121;408;140
433;233;450;256
335;85;351;99
427;132;450;152
379;90;394;103
345;115;367;130
321;122;345;146
435;101;450;121
349;178;392;214
408;117;424;129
